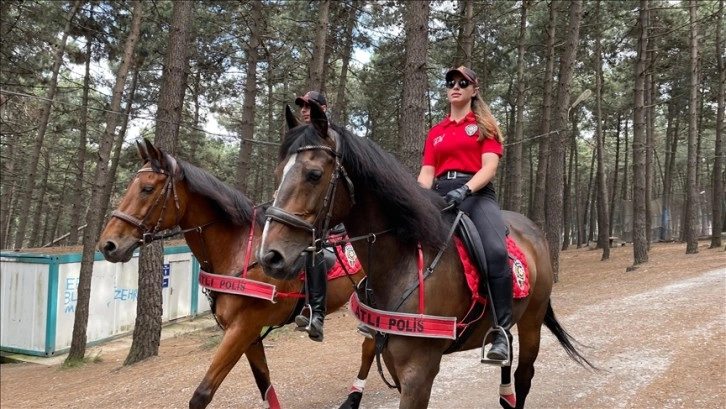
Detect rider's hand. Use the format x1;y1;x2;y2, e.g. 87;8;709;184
445;185;471;207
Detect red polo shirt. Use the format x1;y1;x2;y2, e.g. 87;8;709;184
422;112;503;177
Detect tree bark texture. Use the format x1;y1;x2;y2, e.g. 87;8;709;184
125;0;191;366
307;0;330;92
684;0;700;254
531;0;558;229
398;0;429;174
236;0;262;193
66;0;143;362
710;0;724;249
595;0;610;260
631;0;649;266
455;0;474;67
544;0;582;279
503;0;528;213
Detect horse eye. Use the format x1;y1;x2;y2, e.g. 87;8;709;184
141;185;154;193
307;169;322;183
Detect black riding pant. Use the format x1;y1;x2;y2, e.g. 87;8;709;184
434;178;509;280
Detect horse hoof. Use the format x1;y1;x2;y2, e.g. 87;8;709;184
338;391;362;409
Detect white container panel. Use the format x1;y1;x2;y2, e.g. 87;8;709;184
0;261;49;353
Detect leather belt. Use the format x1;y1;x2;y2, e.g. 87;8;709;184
438;171;474;180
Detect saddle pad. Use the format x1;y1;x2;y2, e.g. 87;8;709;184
297;234;362;281
454;236;530;300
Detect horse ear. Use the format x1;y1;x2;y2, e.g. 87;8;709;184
144;138;164;169
285;104;300;129
309;101;329;140
136;140;149;162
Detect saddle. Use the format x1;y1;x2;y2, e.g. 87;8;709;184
454;213;490;300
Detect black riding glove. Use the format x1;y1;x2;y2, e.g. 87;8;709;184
445;185;471;207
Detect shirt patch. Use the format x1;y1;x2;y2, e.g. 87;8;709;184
433;135;444;146
465;124;479;137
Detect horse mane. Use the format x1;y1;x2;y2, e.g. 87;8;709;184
279;124;450;249
175;159;265;227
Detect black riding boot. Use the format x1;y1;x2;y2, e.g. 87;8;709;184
486;274;513;362
295;253;327;342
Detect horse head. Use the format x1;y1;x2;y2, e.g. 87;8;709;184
258;103;354;280
98;138;187;262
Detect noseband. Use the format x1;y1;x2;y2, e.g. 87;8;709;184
265;140;355;250
111;163;182;245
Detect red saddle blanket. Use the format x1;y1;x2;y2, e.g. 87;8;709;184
298;234;362;281
454;236;530;301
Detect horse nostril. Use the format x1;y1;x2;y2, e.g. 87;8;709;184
262;250;284;268
102;240;117;255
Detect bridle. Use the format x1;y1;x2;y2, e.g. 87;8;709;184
264;133;355;252
111;159;215;246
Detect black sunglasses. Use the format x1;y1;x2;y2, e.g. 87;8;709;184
445;79;471;89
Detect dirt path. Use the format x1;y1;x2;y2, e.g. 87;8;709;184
1;242;724;409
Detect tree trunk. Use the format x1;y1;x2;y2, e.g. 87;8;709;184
335;0;360;125
66;0;143;363
562;118;576;251
69;11;94;246
125;0;191;366
531;0;558;229
544;0;582;279
236;0;262;192
398;0;429;174
631;0;649;268
455;0;474;67
101;68;140;221
684;0;700;254
595;0;610;260
307;0;330;91
13;0;81;249
504;0;528;213
711;0;724;249
609;114;622;238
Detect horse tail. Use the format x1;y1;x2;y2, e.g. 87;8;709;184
543;301;598;370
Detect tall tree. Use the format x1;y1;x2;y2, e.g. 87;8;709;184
531;0;558;229
710;0;724;249
334;0;361;125
307;0;330;91
398;0;429;173
12;0;81;249
594;0;610;260
683;0;700;254
544;0;582;279
125;0;192;366
65;0;143;363
236;0;262;193
631;0;650;267
454;0;474;67
503;0;528;213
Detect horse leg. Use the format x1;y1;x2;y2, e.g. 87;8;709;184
189;324;261;409
245;340;281;409
339;336;376;409
512;321;543;409
385;338;442;409
499;364;516;409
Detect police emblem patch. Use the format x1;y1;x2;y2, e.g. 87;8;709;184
513;259;526;290
465;124;478;136
345;243;358;268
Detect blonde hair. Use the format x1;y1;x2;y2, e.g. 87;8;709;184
472;94;504;144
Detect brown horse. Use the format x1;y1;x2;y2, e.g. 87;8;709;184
257;105;595;409
98;139;374;409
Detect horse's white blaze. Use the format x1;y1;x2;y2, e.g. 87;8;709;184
259;154;297;257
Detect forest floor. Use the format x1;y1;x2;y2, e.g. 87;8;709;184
1;240;724;409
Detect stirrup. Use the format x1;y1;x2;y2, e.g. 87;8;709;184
481;326;511;366
356;322;374;339
295;303;313;331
